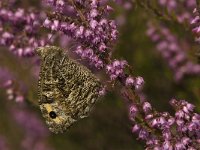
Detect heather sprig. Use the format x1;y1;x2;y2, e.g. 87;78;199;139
191;7;200;43
147;22;200;82
43;0;144;92
0;67;26;102
0;3;53;57
135;0;196;33
4;80;25;103
11;105;53;150
43;1;200;149
158;0;196;23
124;89;200;149
0;0;200;149
44;0;118;69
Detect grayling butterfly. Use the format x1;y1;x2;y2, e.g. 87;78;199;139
36;46;101;133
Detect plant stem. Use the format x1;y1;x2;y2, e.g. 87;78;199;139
68;0;88;26
196;0;200;14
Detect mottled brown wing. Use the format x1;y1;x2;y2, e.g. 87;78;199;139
37;46;101;133
56;53;101;118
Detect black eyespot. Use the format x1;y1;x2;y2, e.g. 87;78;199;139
49;111;57;119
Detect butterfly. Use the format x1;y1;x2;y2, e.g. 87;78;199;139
36;46;101;133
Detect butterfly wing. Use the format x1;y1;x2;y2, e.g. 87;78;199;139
56;55;101;119
37;46;101;133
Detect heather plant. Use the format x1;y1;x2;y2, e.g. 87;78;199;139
0;0;200;150
147;23;200;82
0;1;53;57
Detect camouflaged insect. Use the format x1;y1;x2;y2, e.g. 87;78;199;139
36;46;101;133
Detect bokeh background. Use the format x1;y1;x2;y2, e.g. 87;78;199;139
0;0;200;150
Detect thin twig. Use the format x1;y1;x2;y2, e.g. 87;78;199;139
68;0;88;26
196;0;200;14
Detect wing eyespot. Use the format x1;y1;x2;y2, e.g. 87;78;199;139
49;111;57;119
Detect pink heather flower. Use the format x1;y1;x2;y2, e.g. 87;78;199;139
162;140;172;150
90;9;98;18
106;5;113;11
167;117;175;126
191;16;200;25
99;43;107;52
181;137;190;146
145;114;154;120
138;129;149;140
175;142;185;150
15;95;24;103
125;76;135;87
175;110;185;119
106;60;127;80
142;102;152;113
132;124;140;133
162;129;172;140
56;0;65;7
3;80;13;87
90;19;98;29
135;77;144;90
112;60;121;67
129;105;138;118
98;86;106;96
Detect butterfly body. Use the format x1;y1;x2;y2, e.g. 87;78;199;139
36;46;101;133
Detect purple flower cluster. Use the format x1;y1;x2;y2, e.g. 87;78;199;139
105;59;144;90
0;67;25;102
0;0;200;149
45;0;66;12
11;106;53;150
44;0;118;69
74;45;104;69
127;95;200;149
158;0;196;23
147;23;200;81
191;8;200;43
114;0;132;10
0;4;51;57
0;136;9;150
44;0;145;91
106;59;128;80
4;80;24;103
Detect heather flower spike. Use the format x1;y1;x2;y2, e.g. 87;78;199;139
147;23;200;82
0;0;200;149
